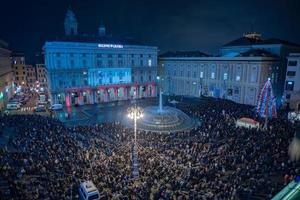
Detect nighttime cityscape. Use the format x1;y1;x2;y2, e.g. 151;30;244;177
1;0;300;199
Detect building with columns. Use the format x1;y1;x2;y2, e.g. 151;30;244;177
159;33;300;106
44;8;157;106
160;50;280;106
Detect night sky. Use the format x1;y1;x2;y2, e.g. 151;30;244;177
1;0;300;62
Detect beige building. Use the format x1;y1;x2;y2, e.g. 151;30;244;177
26;65;37;89
160;50;280;106
0;40;14;111
36;64;48;91
284;53;300;110
12;53;27;87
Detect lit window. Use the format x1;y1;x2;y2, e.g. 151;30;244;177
223;73;228;80
236;75;240;81
200;71;204;78
211;72;215;79
148;59;152;67
286;81;294;91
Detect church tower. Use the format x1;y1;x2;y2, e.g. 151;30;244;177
98;20;106;37
64;7;78;36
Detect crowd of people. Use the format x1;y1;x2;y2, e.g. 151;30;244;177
0;98;300;199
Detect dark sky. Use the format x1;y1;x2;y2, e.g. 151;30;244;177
0;0;300;62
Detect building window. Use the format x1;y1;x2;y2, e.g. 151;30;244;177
287;71;296;76
211;72;215;79
141;76;143;82
193;71;196;78
236;75;241;81
70;60;74;68
82;53;86;57
108;60;113;67
149;75;151;81
140;60;143;66
56;53;60;57
131;60;135;66
83;60;87;67
286;94;291;99
200;71;204;78
223;73;228;80
72;79;76;86
148;59;152;67
187;71;190;77
288;60;297;66
83;79;88;86
70;53;74;57
97;60;102;67
56;60;61;68
286;81;294;91
234;87;239;94
118;60;123;66
180;71;183;77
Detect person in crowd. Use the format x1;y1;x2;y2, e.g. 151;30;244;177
0;98;299;199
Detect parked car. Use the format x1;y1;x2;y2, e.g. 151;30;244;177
34;106;46;112
6;103;21;110
50;104;63;110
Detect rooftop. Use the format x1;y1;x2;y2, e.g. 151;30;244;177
48;34;145;46
159;51;209;57
223;34;300;47
239;49;278;57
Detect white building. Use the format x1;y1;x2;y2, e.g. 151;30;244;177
44;8;158;106
160;50;280;106
284;53;300;110
159;33;300;106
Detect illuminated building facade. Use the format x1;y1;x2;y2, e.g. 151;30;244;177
0;40;14;111
12;52;27;87
160;51;280;106
26;65;37;89
36;64;48;91
284;53;300;111
44;8;157;105
160;33;300;106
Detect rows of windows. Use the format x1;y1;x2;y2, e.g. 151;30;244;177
168;69;252;82
55;58;153;68
55;52;154;58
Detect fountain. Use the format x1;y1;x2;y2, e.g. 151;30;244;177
125;88;195;133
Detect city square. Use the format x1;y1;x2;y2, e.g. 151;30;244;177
1;0;300;199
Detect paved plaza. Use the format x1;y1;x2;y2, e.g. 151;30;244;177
55;98;158;126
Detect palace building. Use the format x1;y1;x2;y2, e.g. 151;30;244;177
44;8;158;106
159;33;300;106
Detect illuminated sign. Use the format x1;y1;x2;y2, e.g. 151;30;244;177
98;44;123;48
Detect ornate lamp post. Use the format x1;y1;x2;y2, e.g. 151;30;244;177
127;105;143;178
127;105;143;143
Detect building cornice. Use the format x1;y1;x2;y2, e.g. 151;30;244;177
159;56;280;62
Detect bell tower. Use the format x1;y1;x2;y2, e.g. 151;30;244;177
64;7;78;36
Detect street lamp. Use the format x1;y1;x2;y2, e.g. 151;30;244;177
127;105;143;178
127;105;143;143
